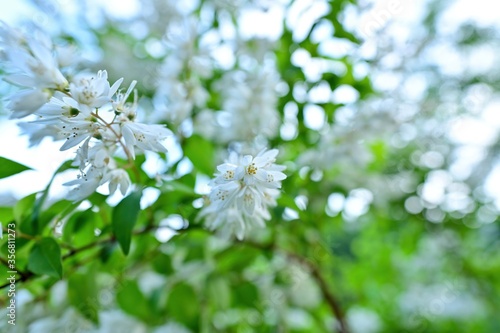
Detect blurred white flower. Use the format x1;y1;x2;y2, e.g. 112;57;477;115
95;310;147;333
346;307;382;333
152;322;192;333
0;22;68;91
197;66;281;143
152;18;212;125
6;89;50;118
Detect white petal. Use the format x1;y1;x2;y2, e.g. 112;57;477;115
121;124;136;159
4;74;35;87
60;133;90;151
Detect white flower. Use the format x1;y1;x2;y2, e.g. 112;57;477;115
36;94;81;118
103;169;131;196
200;148;287;239
113;80;137;114
201;206;246;241
0;21;24;48
6;88;50;118
87;142;116;169
0;23;68;90
214;149;287;189
70;70;123;112
152;322;192;333
17;122;64;147
64;165;105;202
121;122;172;158
197;66;280;143
55;44;79;68
73;139;115;170
57;116;102;151
151;18;213;124
66;138;130;200
0;23;175;202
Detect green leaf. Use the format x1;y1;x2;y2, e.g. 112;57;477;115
208;276;231;309
232;281;259;308
152;253;174;275
117;280;154;322
31;160;74;231
215;246;260;273
27;237;62;279
166;282;200;330
68;272;99;324
112;190;142;255
162;180;197;196
0;207;14;222
183;134;214;175
63;209;97;247
172;230;208;263
0;156;31;179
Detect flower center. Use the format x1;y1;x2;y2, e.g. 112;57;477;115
247;162;257;175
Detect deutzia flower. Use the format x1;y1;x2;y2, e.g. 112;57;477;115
60;79;172;201
199;149;287;240
64;165;105;201
195;65;280;144
36;94;81;118
2;34;68;89
6;89;51;119
1;23;173;202
152;18;212;125
0;22;70;118
120;122;172;159
102;169;131;196
70;70;123;113
0;23;67;89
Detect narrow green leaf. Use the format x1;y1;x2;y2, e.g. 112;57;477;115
31;160;74;231
183;134;214;175
0;156;31;179
27;237;63;279
14;193;36;227
68;272;99;324
112;191;142;255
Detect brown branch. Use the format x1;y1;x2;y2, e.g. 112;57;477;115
242;240;350;333
0;225;349;333
285;252;349;333
0;224;188;289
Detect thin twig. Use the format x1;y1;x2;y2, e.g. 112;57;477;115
285;251;350;333
90;111;141;182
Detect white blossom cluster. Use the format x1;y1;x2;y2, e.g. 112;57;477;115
298;107;397;171
137;1;282;145
0;23;171;201
152;18;212;125
196;65;281;143
199;149;286;239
